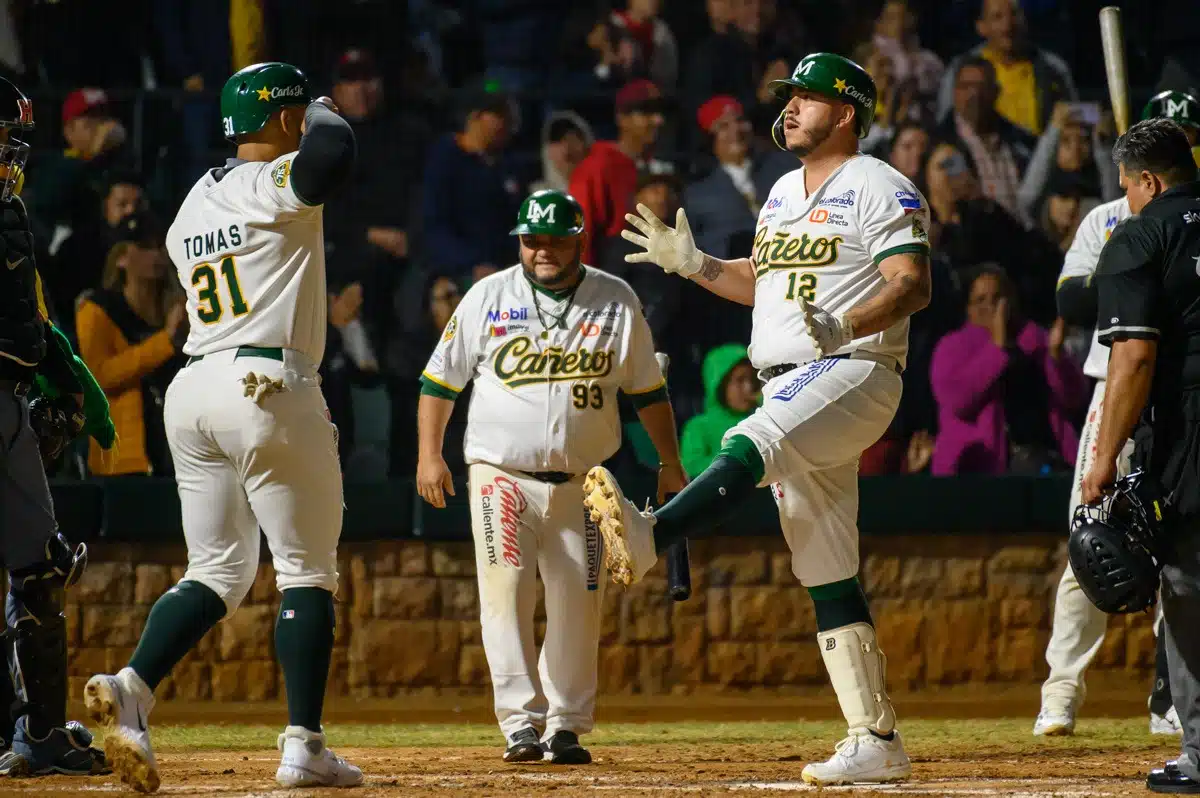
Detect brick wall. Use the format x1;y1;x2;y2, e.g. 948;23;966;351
65;535;1157;702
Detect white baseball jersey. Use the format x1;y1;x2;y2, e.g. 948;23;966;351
422;265;665;473
1057;196;1131;380
748;154;930;371
166;153;327;365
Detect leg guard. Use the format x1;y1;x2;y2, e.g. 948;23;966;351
6;532;87;738
817;622;897;736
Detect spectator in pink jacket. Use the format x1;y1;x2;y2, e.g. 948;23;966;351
930;264;1086;475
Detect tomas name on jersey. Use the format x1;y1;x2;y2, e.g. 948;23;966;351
749;155;930;371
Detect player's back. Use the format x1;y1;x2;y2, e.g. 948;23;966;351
166;152;326;366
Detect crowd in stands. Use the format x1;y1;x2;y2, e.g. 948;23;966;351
7;0;1200;481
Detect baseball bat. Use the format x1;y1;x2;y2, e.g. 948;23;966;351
1100;6;1130;135
655;352;692;602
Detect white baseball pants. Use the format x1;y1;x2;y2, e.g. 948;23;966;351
1042;379;1146;707
467;463;606;740
726;356;903;586
164;348;343;614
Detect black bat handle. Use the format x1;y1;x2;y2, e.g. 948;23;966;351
662;491;691;601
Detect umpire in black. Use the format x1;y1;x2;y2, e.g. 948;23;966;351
1083;117;1200;793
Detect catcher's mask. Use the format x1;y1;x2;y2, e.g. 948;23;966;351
0;76;32;202
1067;470;1171;614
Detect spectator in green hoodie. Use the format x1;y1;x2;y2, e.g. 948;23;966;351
680;343;760;477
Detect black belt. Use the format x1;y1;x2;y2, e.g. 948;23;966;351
187;345;284;366
521;471;577;485
0;379;29;397
761;354;901;381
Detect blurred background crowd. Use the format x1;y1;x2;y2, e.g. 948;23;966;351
7;0;1200;483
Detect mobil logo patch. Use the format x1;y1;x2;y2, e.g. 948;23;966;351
765;197;786;211
486;307;529;323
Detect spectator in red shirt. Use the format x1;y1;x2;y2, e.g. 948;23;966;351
569;79;668;265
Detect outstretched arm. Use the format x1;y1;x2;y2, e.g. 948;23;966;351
622;204;756;306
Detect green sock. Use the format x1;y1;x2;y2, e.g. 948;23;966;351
808;578;873;631
653;435;764;553
275;587;335;733
129;580;226;690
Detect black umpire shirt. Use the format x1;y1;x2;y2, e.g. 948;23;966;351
1096;181;1200;511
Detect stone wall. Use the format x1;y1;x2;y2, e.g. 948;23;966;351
65;534;1157;702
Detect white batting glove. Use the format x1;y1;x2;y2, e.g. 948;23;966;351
800;297;854;356
620;204;704;278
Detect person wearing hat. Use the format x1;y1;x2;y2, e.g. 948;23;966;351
586;52;933;785
1143;90;1200;166
683;94;796;261
421;80;521;283
74;211;187;477
568;78;669;266
417;188;684;766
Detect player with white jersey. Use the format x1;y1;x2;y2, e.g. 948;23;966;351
583;53;929;785
83;63;362;793
417;189;686;765
1036;195;1180;737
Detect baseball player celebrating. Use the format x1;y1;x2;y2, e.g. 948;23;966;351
83;63;361;792
1034;92;1200;738
417;189;686;765
583;53;928;785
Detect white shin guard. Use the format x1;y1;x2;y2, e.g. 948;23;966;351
817;622;897;735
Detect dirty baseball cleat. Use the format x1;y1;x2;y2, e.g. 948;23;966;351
503;727;543;763
801;730;911;785
582;466;657;585
1033;698;1076;736
543;731;592;765
84;668;159;793
275;725;363;788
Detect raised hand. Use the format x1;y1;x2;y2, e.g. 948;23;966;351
620;204;704;278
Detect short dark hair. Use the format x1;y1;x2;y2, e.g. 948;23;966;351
956;55;997;86
1112;118;1199;186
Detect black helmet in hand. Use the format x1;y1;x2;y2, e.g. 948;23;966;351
0;76;33;201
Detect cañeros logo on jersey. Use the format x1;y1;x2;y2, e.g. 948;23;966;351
818;189;856;208
479;477;527;567
492;336;613;387
753;227;842;275
486;308;529;323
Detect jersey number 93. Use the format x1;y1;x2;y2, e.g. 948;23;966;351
572;383;604;409
192;256;250;324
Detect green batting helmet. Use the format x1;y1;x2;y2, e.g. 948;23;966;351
510;189;586;236
220;62;311;140
768;52;877;139
1142;90;1200;132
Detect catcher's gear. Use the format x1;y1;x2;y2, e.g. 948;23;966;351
1142;90;1200;132
768;52;877;140
801;298;854;356
220;62;311;140
510;189;586;237
1067;470;1171;614
0;75;32;202
620;204;704;278
27;394;85;468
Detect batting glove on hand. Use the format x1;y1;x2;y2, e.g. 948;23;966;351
800;297;854;356
621;204;704;278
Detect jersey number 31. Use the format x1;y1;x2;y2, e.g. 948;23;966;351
192;257;250;324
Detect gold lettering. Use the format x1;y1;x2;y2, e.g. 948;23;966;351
492;337;615;388
781;238;803;260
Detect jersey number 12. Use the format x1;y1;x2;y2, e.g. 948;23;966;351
192;257;250;324
785;272;817;303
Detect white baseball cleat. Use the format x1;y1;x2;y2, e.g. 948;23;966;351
801;730;912;785
582;466;657;586
1151;706;1183;735
83;667;159;793
1033;698;1076;736
276;725;364;788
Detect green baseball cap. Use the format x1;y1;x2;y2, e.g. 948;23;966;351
220;62;311;140
1142;90;1200;132
510;189;586;236
768;52;877;139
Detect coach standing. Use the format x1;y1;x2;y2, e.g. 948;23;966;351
1081;117;1200;794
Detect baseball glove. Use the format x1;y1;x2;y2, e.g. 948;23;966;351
28;394;85;467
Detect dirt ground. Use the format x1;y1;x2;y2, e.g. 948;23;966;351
0;688;1177;797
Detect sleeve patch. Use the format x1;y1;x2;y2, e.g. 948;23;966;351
271;160;291;188
442;315;458;343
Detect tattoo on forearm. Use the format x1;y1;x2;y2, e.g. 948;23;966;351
699;255;724;282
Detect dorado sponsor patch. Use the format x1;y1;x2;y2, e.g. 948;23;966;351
818;189;856;208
